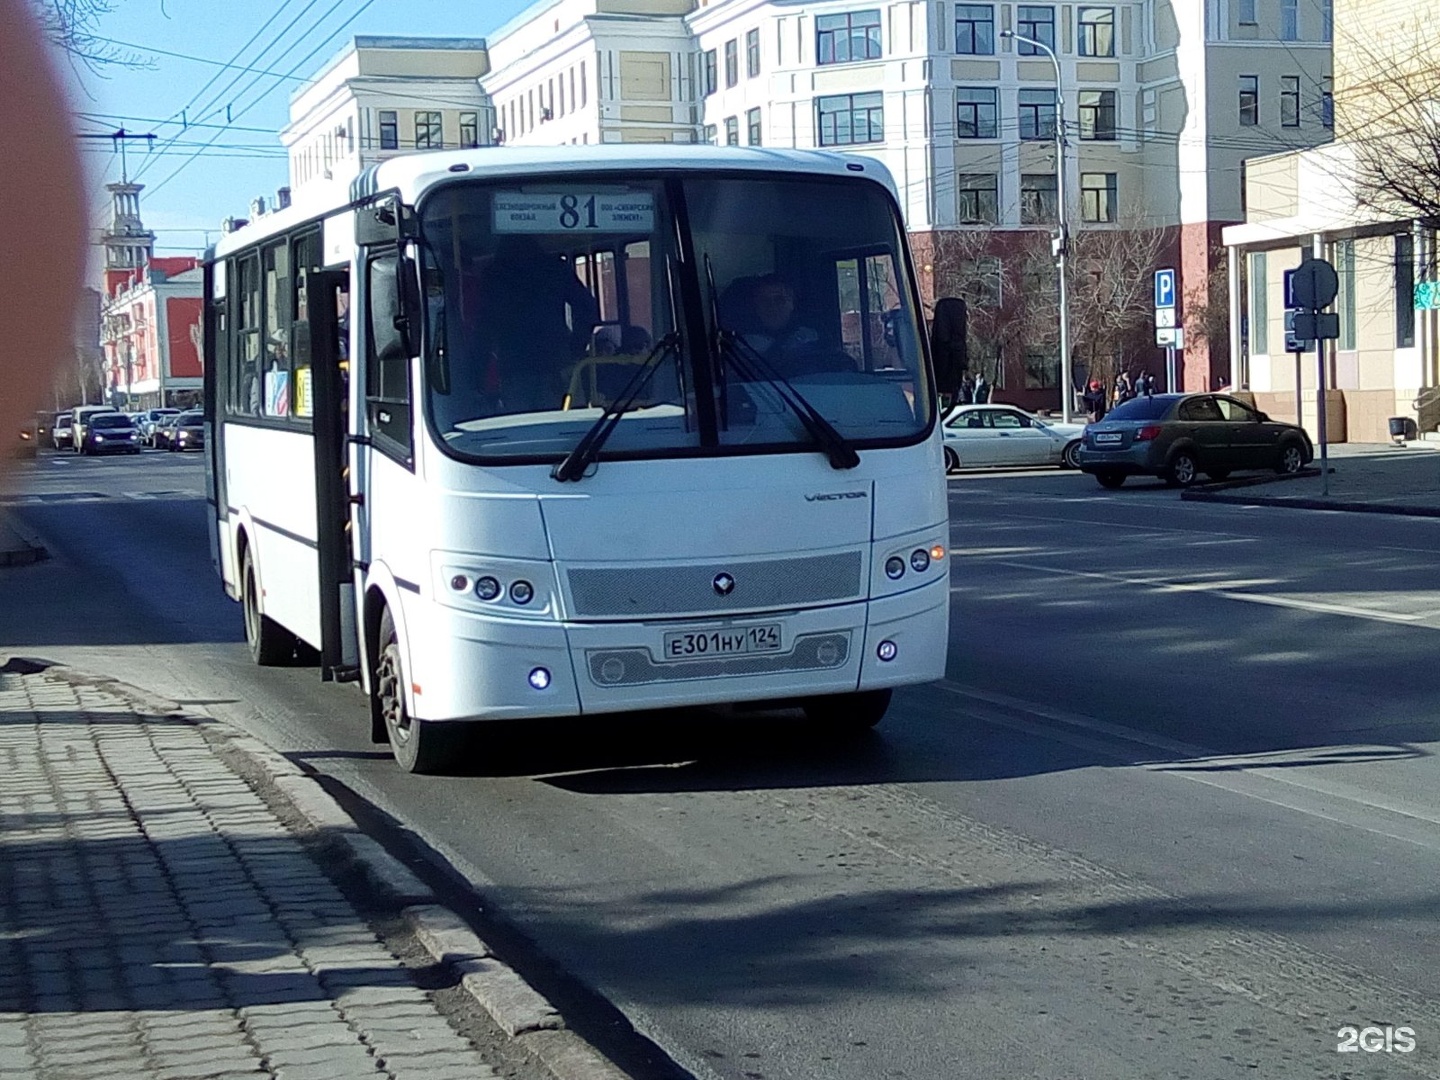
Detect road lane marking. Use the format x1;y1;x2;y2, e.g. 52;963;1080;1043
951;557;1434;626
936;682;1440;856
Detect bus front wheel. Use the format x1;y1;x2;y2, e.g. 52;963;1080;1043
801;688;893;732
242;547;295;666
374;607;463;774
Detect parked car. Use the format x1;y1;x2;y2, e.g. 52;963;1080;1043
71;405;118;453
942;403;1087;472
138;407;180;446
12;417;38;458
170;411;205;452
52;413;73;450
1076;393;1313;488
79;412;142;455
151;412;184;450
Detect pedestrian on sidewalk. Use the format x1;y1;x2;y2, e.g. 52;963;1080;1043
1114;371;1134;405
1082;380;1108;423
973;371;990;404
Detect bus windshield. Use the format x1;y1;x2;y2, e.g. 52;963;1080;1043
418;173;929;462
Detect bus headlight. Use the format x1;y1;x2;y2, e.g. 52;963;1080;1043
885;556;906;580
473;576;501;601
509;580;534;605
528;667;551;690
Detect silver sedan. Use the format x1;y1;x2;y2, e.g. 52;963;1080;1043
942;404;1087;472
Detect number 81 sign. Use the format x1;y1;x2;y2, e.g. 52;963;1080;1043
493;190;655;234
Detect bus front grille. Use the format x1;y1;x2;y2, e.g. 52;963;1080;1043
566;551;864;619
585;632;851;687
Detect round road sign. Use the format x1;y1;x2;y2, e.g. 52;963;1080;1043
1291;257;1339;310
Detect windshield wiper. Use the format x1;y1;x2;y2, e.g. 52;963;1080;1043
552;332;683;482
701;256;858;471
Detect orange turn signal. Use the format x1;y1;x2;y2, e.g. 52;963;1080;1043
930;545;946;561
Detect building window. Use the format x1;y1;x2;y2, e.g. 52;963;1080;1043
378;110;398;150
1281;0;1298;40
1078;90;1116;140
704;49;718;95
956;87;998;138
1239;75;1259;126
1321;0;1333;41
580;61;588;106
703;123;718;145
459;112;479;148
1250;251;1268;354
1020;173;1058;223
1024;352;1059;388
958;174;999;223
725;116;739;145
1015;6;1055;55
725;39;739;87
1280;76;1300;127
815;91;884;145
747;106;762;145
1080;172;1117;222
816;9;883;65
1396;233;1416;348
1321;76;1334;128
955;4;995;54
1239;0;1256;23
1078;7;1115;57
747;28;761;77
1019;88;1057;140
414;111;442;149
1337;238;1356;349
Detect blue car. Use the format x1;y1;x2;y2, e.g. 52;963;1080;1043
1076;393;1312;488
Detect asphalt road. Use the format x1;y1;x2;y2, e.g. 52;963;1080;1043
4;447;1440;1079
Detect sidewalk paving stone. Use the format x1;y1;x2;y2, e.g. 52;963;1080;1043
0;669;510;1080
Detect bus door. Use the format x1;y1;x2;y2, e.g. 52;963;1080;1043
300;255;360;682
202;258;229;592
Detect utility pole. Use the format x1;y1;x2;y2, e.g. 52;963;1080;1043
1000;30;1072;422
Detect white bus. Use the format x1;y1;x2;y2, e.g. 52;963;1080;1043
204;146;950;773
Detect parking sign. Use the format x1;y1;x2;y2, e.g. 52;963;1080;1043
1154;268;1176;309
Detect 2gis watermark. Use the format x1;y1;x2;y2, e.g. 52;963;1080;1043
1336;1025;1416;1053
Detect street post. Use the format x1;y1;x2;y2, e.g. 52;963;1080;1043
1291;257;1341;496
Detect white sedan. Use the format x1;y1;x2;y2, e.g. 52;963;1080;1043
942;404;1087;472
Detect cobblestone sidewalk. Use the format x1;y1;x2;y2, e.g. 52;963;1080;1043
0;668;497;1080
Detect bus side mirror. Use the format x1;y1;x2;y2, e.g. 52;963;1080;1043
369;254;422;363
928;296;968;398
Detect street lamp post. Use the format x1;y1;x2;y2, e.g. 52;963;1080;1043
1001;29;1072;423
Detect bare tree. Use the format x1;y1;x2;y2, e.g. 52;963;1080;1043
1337;28;1440;223
1182;248;1232;357
29;0;139;68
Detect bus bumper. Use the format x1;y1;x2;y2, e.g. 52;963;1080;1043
403;577;949;723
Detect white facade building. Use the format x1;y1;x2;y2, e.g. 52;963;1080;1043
282;37;496;197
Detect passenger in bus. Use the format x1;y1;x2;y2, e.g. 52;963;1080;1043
464;237;599;415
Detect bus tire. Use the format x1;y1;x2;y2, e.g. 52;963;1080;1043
801;688;892;732
242;546;295;666
375;607;462;774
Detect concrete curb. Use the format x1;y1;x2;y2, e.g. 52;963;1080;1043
1181;489;1440;517
0;512;47;567
15;663;632;1080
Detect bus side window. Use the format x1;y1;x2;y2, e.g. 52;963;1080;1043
366;254;412;461
232;253;261;416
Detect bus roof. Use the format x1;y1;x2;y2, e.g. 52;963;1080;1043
209;145;899;261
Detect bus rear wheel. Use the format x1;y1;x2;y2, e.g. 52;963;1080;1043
374;607;463;774
802;688;893;732
242;547;295;666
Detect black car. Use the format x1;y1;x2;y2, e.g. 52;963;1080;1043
12;417;38;458
170;411;205;452
79;412;142;455
1075;393;1313;488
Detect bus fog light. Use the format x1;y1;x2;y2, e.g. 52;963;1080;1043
474;576;501;601
910;548;930;572
877;640;898;662
510;580;534;605
528;667;551;690
885;556;906;580
449;574;470;592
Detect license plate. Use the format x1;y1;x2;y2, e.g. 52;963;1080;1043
1093;432;1123;444
663;623;782;660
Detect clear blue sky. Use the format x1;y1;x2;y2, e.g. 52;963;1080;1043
76;0;538;263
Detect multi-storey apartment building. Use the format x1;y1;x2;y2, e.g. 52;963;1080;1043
283;4;1331;407
1223;0;1435;444
281;37;495;198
